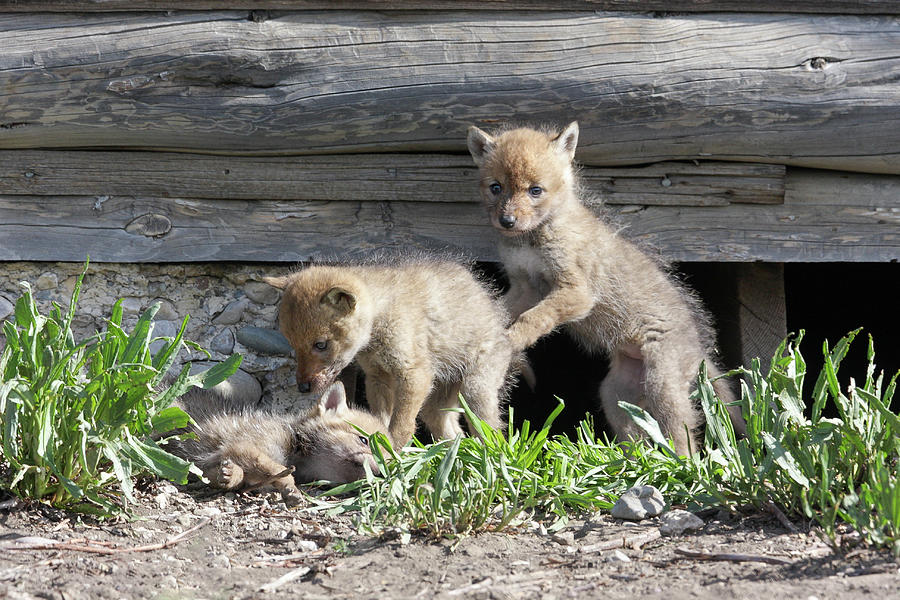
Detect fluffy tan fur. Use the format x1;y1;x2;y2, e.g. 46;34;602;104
468;121;745;455
264;259;514;448
168;381;386;503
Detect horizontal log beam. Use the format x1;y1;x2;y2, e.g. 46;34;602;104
1;169;895;263
0;151;785;206
1;12;898;174
0;2;897;15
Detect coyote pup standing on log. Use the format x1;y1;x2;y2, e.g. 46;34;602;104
264;260;513;448
168;381;388;503
467;121;744;455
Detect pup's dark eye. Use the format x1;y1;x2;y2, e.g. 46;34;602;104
528;186;543;197
357;435;369;447
489;183;502;195
313;340;328;351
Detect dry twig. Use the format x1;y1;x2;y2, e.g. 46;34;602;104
765;500;800;533
579;528;662;553
1;517;211;555
674;547;794;565
258;566;312;592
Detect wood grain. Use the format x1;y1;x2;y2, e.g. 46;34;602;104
1;168;895;263
0;1;896;15
0;151;784;206
1;12;898;173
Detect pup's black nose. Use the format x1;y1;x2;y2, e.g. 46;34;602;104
298;381;312;393
498;214;517;229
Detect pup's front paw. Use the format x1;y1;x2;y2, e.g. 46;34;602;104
211;458;244;490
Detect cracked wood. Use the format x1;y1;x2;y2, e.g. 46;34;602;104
1;12;898;173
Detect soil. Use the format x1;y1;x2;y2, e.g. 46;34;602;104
1;481;897;600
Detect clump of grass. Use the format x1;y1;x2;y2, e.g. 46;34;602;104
319;403;699;537
0;262;241;516
317;330;898;556
687;329;898;554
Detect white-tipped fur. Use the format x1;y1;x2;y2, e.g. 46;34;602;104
468;122;746;455
167;381;387;503
265;256;515;448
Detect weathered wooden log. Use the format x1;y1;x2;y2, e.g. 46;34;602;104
1;1;897;14
0;151;784;206
1;169;896;263
1;12;898;173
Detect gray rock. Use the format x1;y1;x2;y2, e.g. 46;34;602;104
189;363;263;407
35;272;58;291
243;281;280;305
152;299;179;321
120;297;143;315
0;295;13;321
150;320;178;355
210;328;235;355
659;509;705;536
610;485;666;521
212;299;249;326
236;326;293;356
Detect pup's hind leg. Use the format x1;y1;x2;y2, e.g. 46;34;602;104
599;344;699;456
214;441;302;504
419;381;464;440
459;355;507;435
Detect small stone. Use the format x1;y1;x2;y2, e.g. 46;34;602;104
189;364;263;408
611;485;666;521
244;281;281;305
551;531;575;546
659;509;705;536
236;326;293;356
210;328;235;355
295;539;318;552
155;493;169;511
159;574;178;590
35;272;58;290
0;295;13;321
212;299;249;326
209;554;231;569
195;505;222;517
605;550;632;563
177;514;193;528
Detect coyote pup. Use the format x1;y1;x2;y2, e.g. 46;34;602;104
264;260;513;448
168;381;387;503
467;121;744;455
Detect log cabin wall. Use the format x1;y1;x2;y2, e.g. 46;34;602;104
1;1;898;414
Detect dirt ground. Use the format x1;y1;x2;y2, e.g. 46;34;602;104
1;480;897;600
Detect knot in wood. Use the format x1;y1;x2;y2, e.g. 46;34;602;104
809;57;828;70
125;213;172;238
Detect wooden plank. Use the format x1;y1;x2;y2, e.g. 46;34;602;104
0;151;784;206
0;1;897;15
1;12;898;174
0;168;896;263
734;263;787;371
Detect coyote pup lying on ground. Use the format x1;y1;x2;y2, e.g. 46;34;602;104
467;121;745;455
264;260;513;448
168;381;386;503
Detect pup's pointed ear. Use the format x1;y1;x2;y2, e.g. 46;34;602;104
262;275;292;289
553;121;579;161
321;286;356;314
467;126;495;167
317;381;348;416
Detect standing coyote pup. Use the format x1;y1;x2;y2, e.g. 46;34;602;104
168;381;387;503
467;121;745;455
264;260;513;448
